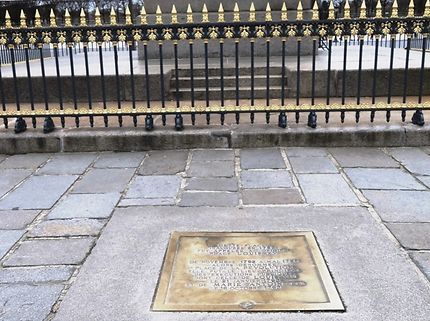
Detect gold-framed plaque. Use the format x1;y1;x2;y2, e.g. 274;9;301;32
152;231;344;312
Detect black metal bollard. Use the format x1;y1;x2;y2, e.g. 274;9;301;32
307;112;317;128
175;114;184;131
411;110;425;126
43;116;55;133
278;112;287;128
145;115;154;131
14;117;27;134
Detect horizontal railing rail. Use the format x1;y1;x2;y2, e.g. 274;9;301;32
0;1;429;133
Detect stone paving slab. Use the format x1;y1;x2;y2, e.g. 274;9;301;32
37;153;97;175
289;156;338;173
52;206;430;321
47;193;121;219
409;252;430;280
344;168;426;190
0;284;64;321
191;149;235;162
0;230;24;260
0;169;33;197
241;188;303;205
71;168;135;194
387;148;430;175
0;154;50;169
0;175;78;210
285;147;328;157
94;152;146;168
28;219;106;237
386;223;430;250
125;176;181;199
362;190;430;222
187;161;235;177
139;151;188;175
240;170;293;189
179;192;239;207
185;177;238;191
417;176;430;188
329;148;399;168
3;238;95;267
240;149;285;169
119;198;176;206
0;266;74;284
0;210;40;230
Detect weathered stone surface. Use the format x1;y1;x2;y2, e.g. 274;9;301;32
0;210;39;230
71;168;134;193
329;148;399;168
289;156;338;174
187;161;235;177
297;174;359;204
125;176;181;199
242;188;303;205
0;230;24;260
179;192;238;207
345;168;426;190
386;223;430;250
409;252;430;280
285;147;328;157
3;238;95;266
417;176;430;188
241;170;293;189
0;266;74;284
94;152;146;168
47;193;120;219
28;219;105;237
118;198;176;206
37;153;97;175
387;147;430;175
0;169;33;197
0;175;78;210
185;177;238;191
363;190;430;222
240;149;285;169
139;150;188;175
0;284;63;321
192;149;235;162
0;154;50;169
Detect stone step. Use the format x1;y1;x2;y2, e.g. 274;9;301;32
172;86;285;100
176;67;283;77
171;75;284;88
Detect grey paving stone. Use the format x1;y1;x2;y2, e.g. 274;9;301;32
37;153;97;175
297;174;360;204
0;175;78;210
185;177;238;191
0;266;74;284
0;154;50;169
52;206;430;321
0;155;5;164
344;168;426;190
192;149;235;162
0;169;33;197
187;161;235;177
386;223;430;250
240;148;285;169
363;190;430;222
409;251;430;280
241;170;293;189
71;168;134;193
329;148;399;168
242;188;303;205
0;230;24;260
0;210;39;230
125;175;181;199
3;238;95;266
387;147;430;175
179;192;238;207
0;284;63;321
285;147;328;157
119;198;175;206
417;176;430;188
94;152;146;168
289;156;338;174
139;150;188;175
28;219;105;237
47;193;121;219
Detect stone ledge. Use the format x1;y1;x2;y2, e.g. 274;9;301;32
0;124;428;154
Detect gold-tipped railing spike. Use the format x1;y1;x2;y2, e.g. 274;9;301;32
64;8;72;27
344;0;350;18
202;4;209;22
110;7;117;25
95;7;102;25
50;9;57;27
187;4;193;23
233;3;240;22
156;5;163;24
407;0;415;17
297;0;303;21
125;5;132;25
312;1;319;20
218;3;225;22
282;2;289;21
171;4;178;23
20;9;27;28
5;10;12;28
375;0;382;18
391;0;399;17
360;0;366;18
425;0;430;17
265;2;272;21
328;0;335;19
80;8;87;26
35;9;42;28
140;5;147;24
249;2;256;21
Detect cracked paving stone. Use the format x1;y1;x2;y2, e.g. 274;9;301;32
94;152;146;168
0;266;74;284
138;150;188;175
0;230;25;260
386;223;430;250
241;170;293;189
179;192;239;207
329;148;399;168
0;210;39;230
28;219;105;237
71;168;135;194
240;149;285;169
242;188;303;205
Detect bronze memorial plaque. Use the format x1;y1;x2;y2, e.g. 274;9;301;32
152;231;344;312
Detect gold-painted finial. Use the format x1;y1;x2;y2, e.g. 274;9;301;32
35;9;42;27
202;4;209;22
375;0;382;18
140;5;147;24
297;0;303;21
171;4;178;23
125;6;132;25
218;3;225;22
80;8;87;26
156;5;163;24
110;7;117;25
407;0;415;17
95;7;102;26
249;2;256;21
391;0;398;17
20;9;27;28
234;3;240;22
282;2;288;21
64;8;72;27
344;0;350;19
360;0;367;18
50;9;57;27
187;4;193;23
5;10;12;28
265;2;272;21
312;1;319;20
425;0;430;17
329;0;335;19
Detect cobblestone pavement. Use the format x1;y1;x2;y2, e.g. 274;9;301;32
0;147;430;320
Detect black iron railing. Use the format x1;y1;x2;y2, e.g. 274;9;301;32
0;1;429;133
